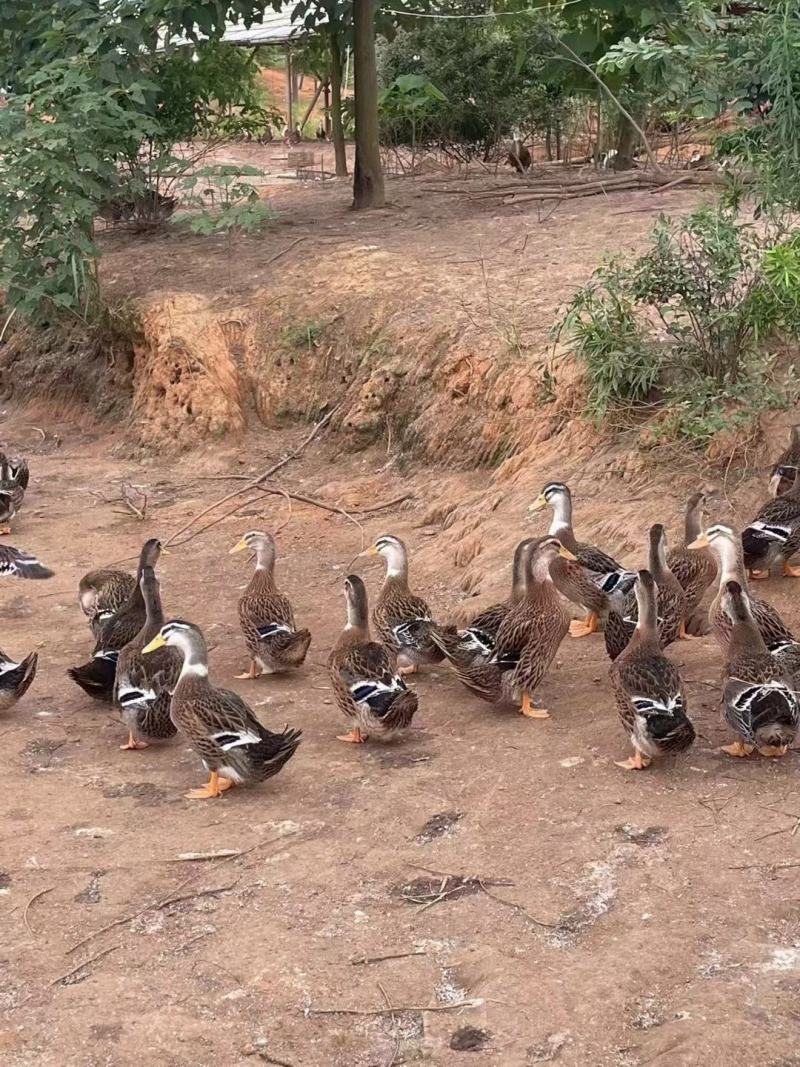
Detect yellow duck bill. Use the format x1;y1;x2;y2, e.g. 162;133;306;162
142;633;167;655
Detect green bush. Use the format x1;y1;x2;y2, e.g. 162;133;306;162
556;206;800;444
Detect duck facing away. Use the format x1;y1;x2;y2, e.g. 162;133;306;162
365;535;443;674
0;647;38;712
690;525;795;653
78;567;137;638
114;566;181;751
230;531;311;679
720;580;799;757
530;481;635;636
429;538;535;673
741;470;800;579
769;424;800;496
667;492;717;636
328;575;418;744
142;620;302;799
609;570;695;770
604;524;686;661
69;537;164;702
0;544;53;580
0;452;29;534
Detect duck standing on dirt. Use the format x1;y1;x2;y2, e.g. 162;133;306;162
0;544;53;579
68;538;164;702
365;535;444;675
529;481;635;637
609;570;695;770
740;471;800;579
328;574;418;744
0;452;29;534
142;620;302;799
769;424;800;496
488;535;574;718
667;492;716;638
229;531;311;679
78;566;137;638
604;524;686;661
0;540;51;709
691;525;796;653
114;566;181;751
429;538;535;675
718;580;799;758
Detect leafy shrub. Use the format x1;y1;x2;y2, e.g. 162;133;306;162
557;206;800;444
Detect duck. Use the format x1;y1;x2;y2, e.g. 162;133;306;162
604;524;686;661
142;620;302;799
719;579;799;757
769;424;800;496
0;646;38;712
688;525;795;652
68;538;163;702
364;535;443;675
445;537;572;715
609;570;695;770
0;452;29;534
740;471;800;579
328;574;418;743
0;544;53;579
529;481;635;636
229;531;311;679
666;492;717;636
429;538;535;670
113;566;181;750
78;567;137;638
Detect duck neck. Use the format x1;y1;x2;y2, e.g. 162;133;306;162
142;584;165;639
176;634;210;682
252;542;277;589
382;543;409;585
716;537;746;587
684;503;703;545
510;542;531;603
633;582;660;648
547;494;574;541
729;603;768;658
648;533;669;583
343;589;371;642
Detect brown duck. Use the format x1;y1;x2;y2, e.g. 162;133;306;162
666;492;716;637
769;424;800;497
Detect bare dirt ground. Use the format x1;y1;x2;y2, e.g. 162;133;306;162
1;406;800;1067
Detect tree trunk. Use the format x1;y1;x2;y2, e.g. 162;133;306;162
329;34;348;178
613;116;638;170
323;78;332;137
352;0;385;209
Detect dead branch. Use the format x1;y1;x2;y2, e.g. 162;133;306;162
51;945;120;987
265;236;306;266
378;981;401;1067
350;949;427;966
23;886;54;937
121;482;147;522
305;998;481;1017
728;860;800;871
167;493;267;548
253;485;364;545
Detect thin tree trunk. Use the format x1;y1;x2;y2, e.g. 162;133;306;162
352;0;385;209
299;81;323;134
285;46;294;130
614;116;638;170
329;33;348;178
323;78;332;136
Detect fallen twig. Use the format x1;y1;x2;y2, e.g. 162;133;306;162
254;484;364;545
121;482;147;522
476;881;559;929
728;860;800;871
265;236;306;266
51;945;120;987
378;981;401;1067
350;949;427;966
305;998;481;1017
23;886;54;937
171;849;244;862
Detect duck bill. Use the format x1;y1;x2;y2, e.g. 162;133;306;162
557;546;578;561
687;534;709;549
229;538;249;555
528;495;547;514
142;633;167;655
359;545;380;557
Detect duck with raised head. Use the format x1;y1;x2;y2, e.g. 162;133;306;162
481;536;573;717
667;492;717;637
609;570;695;770
230;531;311;679
719;580;799;757
529;481;635;637
364;535;443;675
604;524;686;661
328;574;418;744
689;525;795;652
429;538;535;672
68;538;164;702
741;470;800;579
142;620;302;799
114;566;181;751
0;544;53;580
78;567;137;638
769;424;800;497
0;452;29;535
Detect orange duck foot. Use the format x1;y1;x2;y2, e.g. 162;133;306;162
569;613;598;639
520;694;550;718
337;728;368;743
783;562;800;578
184;771;235;799
720;740;755;758
749;569;770;581
615;751;652;770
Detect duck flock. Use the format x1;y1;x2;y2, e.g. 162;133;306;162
2;425;800;799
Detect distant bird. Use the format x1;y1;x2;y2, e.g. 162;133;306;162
740;472;800;579
0;544;53;579
769;424;800;497
315;120;327;141
0;452;29;534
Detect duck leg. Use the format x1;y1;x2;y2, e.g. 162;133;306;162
615;750;652;770
569;613;597;638
337;728;367;743
520;693;550;719
0;524;10;536
720;740;755;758
184;771;235;799
398;664;418;677
783;560;800;578
749;568;770;581
120;732;149;751
757;743;789;757
678;620;700;640
236;660;259;680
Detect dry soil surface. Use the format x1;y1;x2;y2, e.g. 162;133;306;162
1;412;800;1067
